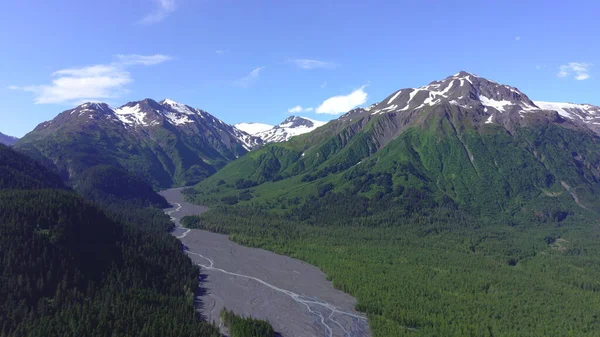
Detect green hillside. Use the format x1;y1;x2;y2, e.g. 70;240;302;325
184;105;600;336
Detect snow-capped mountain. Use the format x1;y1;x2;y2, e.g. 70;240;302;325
248;116;326;143
33;99;262;151
366;71;538;120
343;71;600;136
0;132;18;146
17;98;263;187
235;122;274;135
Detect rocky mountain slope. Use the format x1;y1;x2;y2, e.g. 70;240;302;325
190;71;600;217
0;132;18;146
15;99;262;190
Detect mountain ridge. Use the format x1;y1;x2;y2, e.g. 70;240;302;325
15;98;263;198
189;71;600;215
0;132;18;146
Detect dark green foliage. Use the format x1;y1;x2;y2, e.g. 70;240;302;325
0;145;219;337
75;165;168;208
221;195;239;205
235;178;258;189
220;308;275;337
0;144;65;189
183;195;600;337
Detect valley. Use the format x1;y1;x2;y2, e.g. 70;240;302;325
160;188;371;337
4;3;599;337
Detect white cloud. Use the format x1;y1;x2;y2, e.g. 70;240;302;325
287;105;314;114
234;67;265;88
291;59;337;70
316;86;368;115
114;54;172;65
138;0;176;25
9;54;171;104
558;62;592;80
515;36;521;41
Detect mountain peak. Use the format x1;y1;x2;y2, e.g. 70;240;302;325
161;98;179;105
278;116;318;129
452;70;477;78
368;71;538;122
77;102;112;111
243;116;326;143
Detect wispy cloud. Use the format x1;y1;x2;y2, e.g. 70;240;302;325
216;49;228;55
316;85;368;115
114;54;172;65
234;67;265;88
321;81;327;88
515;36;521;41
9;54;171;104
138;0;176;25
558;62;592;80
287;105;314;114
291;59;338;70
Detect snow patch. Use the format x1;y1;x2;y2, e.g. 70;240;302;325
164;112;192;125
479;95;512;112
161;99;196;115
114;104;148;126
235;122;274;135
533;101;584;119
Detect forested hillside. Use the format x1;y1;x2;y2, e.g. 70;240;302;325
0;144;219;337
183;73;600;336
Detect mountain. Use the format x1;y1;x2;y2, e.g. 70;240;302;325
185;71;600;336
191;70;600;219
0;132;18;146
15;99;263;192
235;122;274;135
247;116;326;143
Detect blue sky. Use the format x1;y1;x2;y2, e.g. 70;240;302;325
1;0;598;137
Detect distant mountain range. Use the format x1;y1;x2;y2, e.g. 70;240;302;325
236;116;326;143
0;132;18;146
15;99;263;196
12;72;600;211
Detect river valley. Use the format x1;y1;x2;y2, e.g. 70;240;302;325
159;188;371;337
